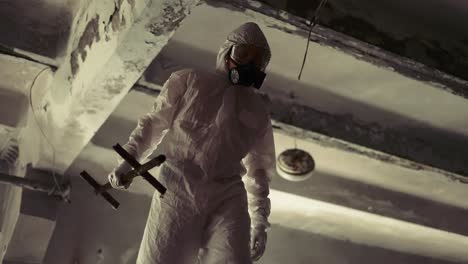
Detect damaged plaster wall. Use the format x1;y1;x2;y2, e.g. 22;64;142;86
23;0;200;175
3;0;468;263
68;0;138;76
1;0;200;259
1;0;151;262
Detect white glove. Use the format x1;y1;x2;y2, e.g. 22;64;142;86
108;162;133;189
250;226;267;261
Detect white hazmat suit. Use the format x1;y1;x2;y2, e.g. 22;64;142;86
109;22;276;264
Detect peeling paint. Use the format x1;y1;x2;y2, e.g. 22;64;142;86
70;15;101;76
109;0;126;32
146;3;188;36
110;3;122;32
70;52;80;77
127;0;136;9
104;75;127;96
124;60;146;73
12;0;201;204
121;15;127;27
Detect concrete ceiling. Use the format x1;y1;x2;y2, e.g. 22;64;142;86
279;0;468;39
159;4;468;136
66;85;468;262
139;3;468;180
78;1;468;250
2;0;468;263
260;0;468;82
84;0;468;244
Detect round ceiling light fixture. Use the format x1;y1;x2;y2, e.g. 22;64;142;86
277;148;315;182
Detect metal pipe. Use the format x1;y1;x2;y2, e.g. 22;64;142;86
0;172;71;203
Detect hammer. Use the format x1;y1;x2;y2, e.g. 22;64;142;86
80;143;167;209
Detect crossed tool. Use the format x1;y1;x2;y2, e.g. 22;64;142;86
80;143;167;210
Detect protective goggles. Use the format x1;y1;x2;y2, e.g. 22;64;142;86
229;44;268;69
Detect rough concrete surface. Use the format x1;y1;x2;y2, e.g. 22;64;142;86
256;0;468;90
2;0;468;263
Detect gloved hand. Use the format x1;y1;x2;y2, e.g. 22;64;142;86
108;162;133;189
250;226;267;261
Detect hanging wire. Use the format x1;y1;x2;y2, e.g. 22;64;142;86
298;0;329;80
28;67;66;198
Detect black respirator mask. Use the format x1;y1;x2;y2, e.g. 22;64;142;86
227;44;267;89
228;61;266;89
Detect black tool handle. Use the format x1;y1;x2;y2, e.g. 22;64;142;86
80;171;120;209
138;155;166;174
113;143;140;168
142;174;167;195
113;143;167;196
100;192;120;210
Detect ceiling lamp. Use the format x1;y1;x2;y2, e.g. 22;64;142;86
277;148;315;182
277;102;316;181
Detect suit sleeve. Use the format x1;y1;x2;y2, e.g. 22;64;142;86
119;73;186;164
242;116;276;230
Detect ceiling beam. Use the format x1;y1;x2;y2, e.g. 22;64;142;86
19;0;200;174
133;75;468;182
270;190;468;264
205;0;468;100
0;1;199;259
138;44;468;180
266;94;468;180
130;83;468;238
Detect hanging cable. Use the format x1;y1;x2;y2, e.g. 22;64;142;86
28;67;65;197
298;0;329;80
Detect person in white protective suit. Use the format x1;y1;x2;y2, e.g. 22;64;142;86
108;22;276;264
